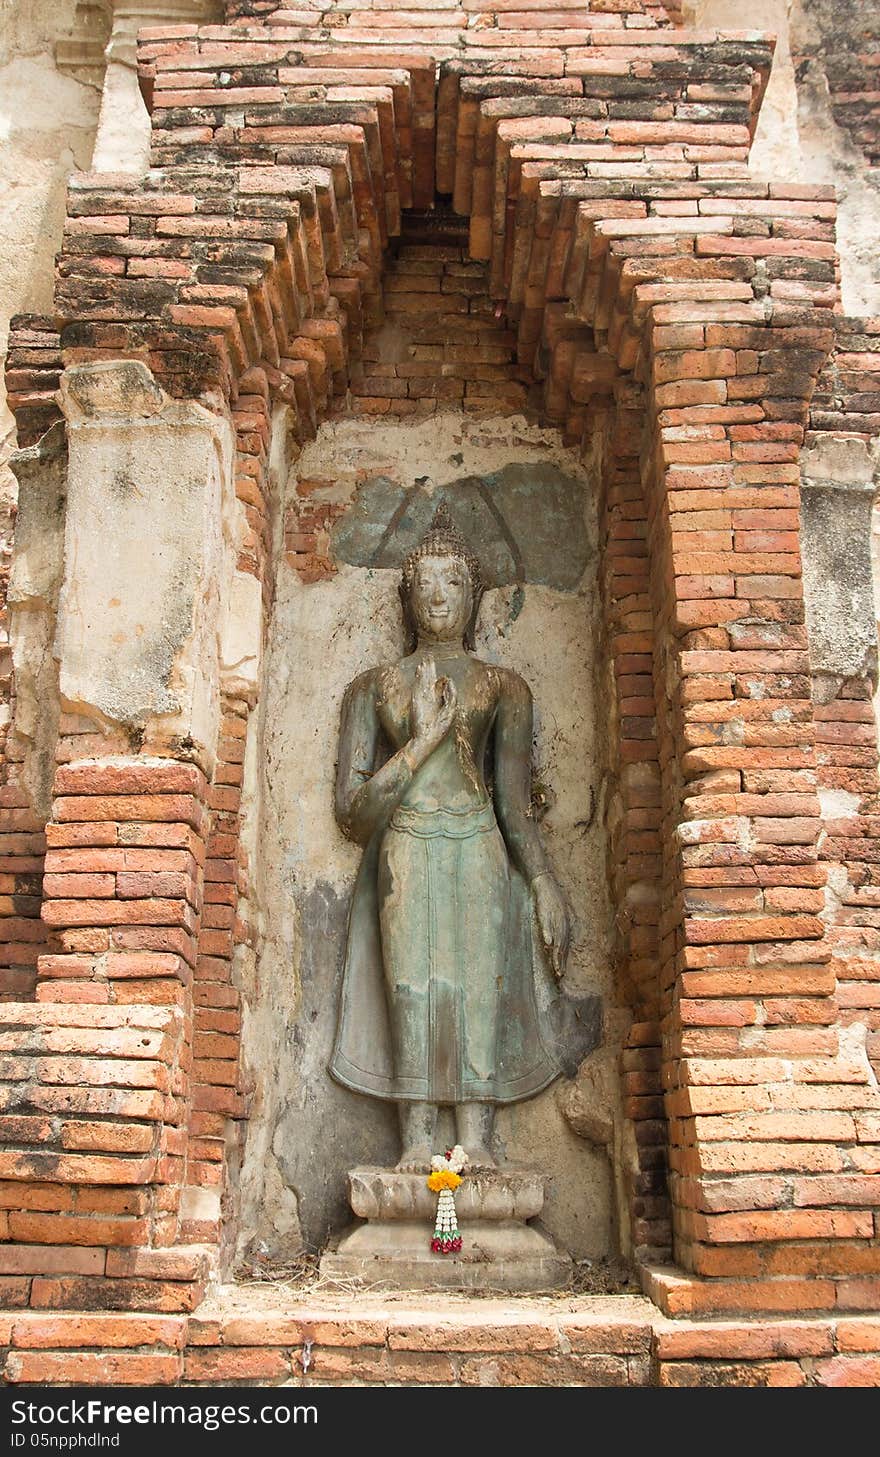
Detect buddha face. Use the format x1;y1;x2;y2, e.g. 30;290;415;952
409;553;473;644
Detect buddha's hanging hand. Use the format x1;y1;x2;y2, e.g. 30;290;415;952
427;1145;468;1254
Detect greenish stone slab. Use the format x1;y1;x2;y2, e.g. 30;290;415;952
329;464;590;591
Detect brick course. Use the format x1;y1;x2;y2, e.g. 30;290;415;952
0;1291;877;1386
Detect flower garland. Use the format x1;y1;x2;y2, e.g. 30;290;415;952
427;1145;468;1254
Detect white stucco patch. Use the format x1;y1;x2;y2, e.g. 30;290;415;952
56;362;237;766
818;787;861;821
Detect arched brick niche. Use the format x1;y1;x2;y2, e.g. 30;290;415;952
0;0;879;1338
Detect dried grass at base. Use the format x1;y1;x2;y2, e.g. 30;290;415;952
233;1248;639;1305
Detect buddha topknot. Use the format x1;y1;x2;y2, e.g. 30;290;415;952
400;502;483;597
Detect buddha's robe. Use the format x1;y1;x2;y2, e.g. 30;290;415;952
330;659;561;1104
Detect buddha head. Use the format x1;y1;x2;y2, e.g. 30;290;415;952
400;503;484;652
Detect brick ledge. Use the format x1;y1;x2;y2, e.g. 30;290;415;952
1;1285;879;1386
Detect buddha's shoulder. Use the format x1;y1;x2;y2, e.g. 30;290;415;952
341;664;384;702
465;658;531;710
489;662;532;703
341;663;413;722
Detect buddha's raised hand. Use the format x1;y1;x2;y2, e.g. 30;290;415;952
411;657;457;752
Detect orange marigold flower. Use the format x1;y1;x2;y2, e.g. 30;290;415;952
427;1170;462;1192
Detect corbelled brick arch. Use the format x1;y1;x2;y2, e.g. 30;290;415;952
0;0;879;1371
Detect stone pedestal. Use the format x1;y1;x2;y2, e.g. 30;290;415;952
320;1167;572;1292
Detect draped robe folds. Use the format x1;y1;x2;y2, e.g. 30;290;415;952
329;661;562;1105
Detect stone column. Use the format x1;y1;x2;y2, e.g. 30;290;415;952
0;361;241;1306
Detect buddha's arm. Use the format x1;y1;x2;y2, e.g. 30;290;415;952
493;672;551;884
494;671;570;976
334;669;437;847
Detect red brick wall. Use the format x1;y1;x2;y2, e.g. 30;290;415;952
0;321;64;1002
1;1301;879;1386
0;0;877;1350
597;380;669;1260
183;696;250;1251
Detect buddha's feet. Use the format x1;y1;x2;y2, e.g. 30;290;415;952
396;1145;434;1173
396;1103;437;1171
464;1145;497;1171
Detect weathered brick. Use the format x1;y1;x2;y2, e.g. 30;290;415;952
5;1351;182;1385
10;1313;186;1349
